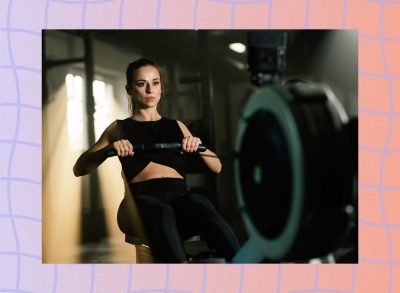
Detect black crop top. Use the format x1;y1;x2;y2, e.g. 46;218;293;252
116;117;185;181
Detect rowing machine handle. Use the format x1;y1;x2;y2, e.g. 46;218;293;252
105;142;207;157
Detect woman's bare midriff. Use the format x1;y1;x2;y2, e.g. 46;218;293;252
129;161;184;183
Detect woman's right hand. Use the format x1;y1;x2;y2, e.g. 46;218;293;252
111;139;134;157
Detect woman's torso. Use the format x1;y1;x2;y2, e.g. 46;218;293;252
115;117;186;183
130;162;183;183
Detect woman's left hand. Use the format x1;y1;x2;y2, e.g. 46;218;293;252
182;135;202;153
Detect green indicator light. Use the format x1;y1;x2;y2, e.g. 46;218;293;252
253;165;263;184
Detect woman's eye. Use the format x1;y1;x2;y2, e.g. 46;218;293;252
137;82;145;87
153;81;159;86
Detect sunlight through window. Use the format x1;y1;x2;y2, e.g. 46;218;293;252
66;74;113;149
93;80;112;141
66;74;85;150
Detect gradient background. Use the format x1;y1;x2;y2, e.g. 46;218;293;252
0;0;399;292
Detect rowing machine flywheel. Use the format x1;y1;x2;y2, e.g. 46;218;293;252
233;82;356;262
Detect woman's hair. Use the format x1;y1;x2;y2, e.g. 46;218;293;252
126;58;159;88
126;58;161;115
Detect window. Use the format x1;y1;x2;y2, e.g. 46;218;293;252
66;74;85;150
66;74;113;150
93;80;113;141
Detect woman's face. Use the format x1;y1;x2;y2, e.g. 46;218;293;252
130;65;162;109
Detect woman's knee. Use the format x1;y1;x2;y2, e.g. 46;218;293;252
135;197;176;222
184;193;217;213
157;203;176;220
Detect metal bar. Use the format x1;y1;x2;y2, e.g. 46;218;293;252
198;31;218;207
198;31;215;148
179;76;202;84
59;29;85;38
46;57;85;68
84;32;96;148
80;31;107;245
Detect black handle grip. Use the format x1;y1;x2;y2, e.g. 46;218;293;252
105;143;207;157
105;148;117;157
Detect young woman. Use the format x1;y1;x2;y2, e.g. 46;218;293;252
73;58;240;263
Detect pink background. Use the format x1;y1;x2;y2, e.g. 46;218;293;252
1;0;399;292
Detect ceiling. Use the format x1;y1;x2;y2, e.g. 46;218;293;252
82;30;332;89
91;30;249;83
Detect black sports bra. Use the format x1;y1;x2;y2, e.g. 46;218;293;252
116;117;185;181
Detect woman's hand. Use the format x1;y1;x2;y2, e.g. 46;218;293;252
182;135;202;153
111;139;134;157
176;120;221;173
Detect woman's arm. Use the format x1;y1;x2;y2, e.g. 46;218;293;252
177;120;222;174
73;121;134;176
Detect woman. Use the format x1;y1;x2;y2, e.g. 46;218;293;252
73;58;240;263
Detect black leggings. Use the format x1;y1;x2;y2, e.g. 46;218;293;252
130;178;240;263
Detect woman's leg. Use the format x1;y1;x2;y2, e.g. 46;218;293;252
170;193;240;261
134;195;187;263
